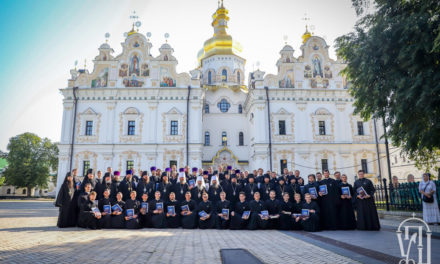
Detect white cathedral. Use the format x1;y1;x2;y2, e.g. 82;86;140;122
56;2;387;190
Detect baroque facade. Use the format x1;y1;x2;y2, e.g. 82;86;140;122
57;3;387;190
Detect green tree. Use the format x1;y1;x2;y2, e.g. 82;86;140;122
3;133;58;196
336;0;440;171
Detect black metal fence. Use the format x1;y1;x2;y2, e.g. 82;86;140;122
374;179;440;212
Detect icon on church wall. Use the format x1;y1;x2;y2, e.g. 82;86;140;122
312;55;323;78
133;41;140;48
130;54;140;76
343;76;350;89
311;76;329;88
119;64;128;77
123;76;144;87
279;70;295;88
91;68;108;88
304;65;312;78
142;64;150;77
160;67;176;87
324;66;332;79
313;44;319;50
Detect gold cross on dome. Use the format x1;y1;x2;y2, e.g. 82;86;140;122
130;11;139;23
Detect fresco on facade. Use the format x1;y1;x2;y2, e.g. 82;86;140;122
304;65;312;78
279;70;295;88
142;64;150;77
123;75;144;87
324;66;332;79
312;55;323;78
119;64;128;77
130;54;140;76
91;68;108;88
160;67;176;87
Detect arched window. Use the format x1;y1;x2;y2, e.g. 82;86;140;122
6;188;11;194
239;132;244;146
22;189;26;195
222;131;227;146
205;103;210;114
217;99;230;113
237;71;241;84
238;104;243;114
204;132;210;146
208;71;212;84
222;69;227;82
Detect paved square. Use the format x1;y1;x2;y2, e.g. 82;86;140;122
0;201;360;264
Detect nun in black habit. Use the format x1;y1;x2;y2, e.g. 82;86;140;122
338;174;356;230
197;192;215;229
215;191;231;229
98;188;112;228
300;193;320;232
180;191;198;229
150;191;166;228
165;192;181;228
77;191;101;229
353;170;380;230
55;172;77;228
111;192;126;228
248;192;269;230
124;191;140;229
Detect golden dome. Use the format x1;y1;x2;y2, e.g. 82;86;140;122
302;25;312;43
199;1;242;63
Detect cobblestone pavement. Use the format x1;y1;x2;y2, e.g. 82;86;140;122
0;201;360;264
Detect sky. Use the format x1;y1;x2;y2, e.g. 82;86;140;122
0;0;359;151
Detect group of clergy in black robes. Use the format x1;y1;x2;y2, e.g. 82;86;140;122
56;166;380;231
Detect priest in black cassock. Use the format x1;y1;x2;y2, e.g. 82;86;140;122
230;192;250;230
98;189;112;228
248;192;269;230
119;170;137;201
265;190;281;229
165;192;181;228
110;192;125;228
78;191;101;229
260;174;274;201
139;193;152;228
279;193;294;230
137;171;154;201
339;174;356;230
215;191;231;229
226;174;240;210
208;175;223;204
110;171;122;202
291;193;303;230
353;170;380;230
243;174;259;202
150;191;166;228
173;168;188;202
304;174;320;202
299;193;320;232
180;191;197;229
55;172;76;228
197;192;215;229
318;170;340;230
124;191;140;229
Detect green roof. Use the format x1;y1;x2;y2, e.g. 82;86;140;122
0;158;7;170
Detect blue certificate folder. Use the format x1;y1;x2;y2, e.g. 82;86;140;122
308;187;318;197
103;205;111;214
126;209;134;218
261;210;269;217
141;202;148;213
156;202;163;210
181;204;190;212
319;185;328;195
92;207;100;214
198;210;208;218
188;179;195;188
242;211;250;219
341;187;351;196
167;206;175;215
222;208;229;218
111;204;122;212
301;209;310;216
356;187;368;197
